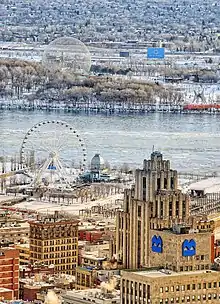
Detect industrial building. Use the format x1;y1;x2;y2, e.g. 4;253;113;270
29;211;78;274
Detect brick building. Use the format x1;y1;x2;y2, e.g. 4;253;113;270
0;247;19;299
29;211;78;274
115;151;191;269
121;268;220;304
113;152;220;303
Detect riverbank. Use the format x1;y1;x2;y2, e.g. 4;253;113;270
0;99;220;115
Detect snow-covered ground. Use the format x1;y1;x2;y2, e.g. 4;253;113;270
12;193;123;215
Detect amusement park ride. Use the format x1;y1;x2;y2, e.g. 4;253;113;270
0;120;131;198
19;120;87;189
0;120;89;191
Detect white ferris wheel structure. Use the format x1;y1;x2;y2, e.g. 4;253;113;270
20;120;87;189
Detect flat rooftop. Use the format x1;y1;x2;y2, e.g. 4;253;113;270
129;269;218;279
189;177;220;192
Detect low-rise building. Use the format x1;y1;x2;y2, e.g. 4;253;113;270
0;222;29;244
75;267;97;290
62;288;120;304
15;243;30;265
121;268;220;304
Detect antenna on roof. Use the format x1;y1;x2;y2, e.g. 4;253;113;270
152;145;155;152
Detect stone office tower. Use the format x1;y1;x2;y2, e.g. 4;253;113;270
115;151;190;269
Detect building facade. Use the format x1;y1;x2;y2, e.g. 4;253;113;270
29;212;78;274
121;268;220;304
115;151;190;269
0;247;19;299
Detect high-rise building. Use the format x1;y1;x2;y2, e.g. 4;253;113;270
29;211;78;275
116;151;190;269
116;152;219;303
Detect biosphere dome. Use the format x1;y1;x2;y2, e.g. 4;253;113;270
42;37;91;75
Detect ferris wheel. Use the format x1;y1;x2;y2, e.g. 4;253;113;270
20;120;87;188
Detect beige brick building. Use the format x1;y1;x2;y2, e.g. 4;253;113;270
113;152;220;303
115;151;191;269
29;211;78;274
149;227;215;272
121;268;220;304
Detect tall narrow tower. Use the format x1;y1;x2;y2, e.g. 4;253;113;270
115;152;190;269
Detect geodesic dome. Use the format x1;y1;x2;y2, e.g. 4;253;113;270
42;37;91;75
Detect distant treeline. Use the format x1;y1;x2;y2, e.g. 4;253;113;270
0;58;184;105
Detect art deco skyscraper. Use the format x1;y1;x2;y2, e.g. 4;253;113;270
115;151;190;269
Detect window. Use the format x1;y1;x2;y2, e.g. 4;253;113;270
198;283;201;289
138;206;141;217
214;282;217;288
208;282;211;288
159;287;163;293
192;284;195;290
165;286;169;292
187;284;190;290
203;283;206;289
170;286;174;292
181;285;185;291
176;285;180;291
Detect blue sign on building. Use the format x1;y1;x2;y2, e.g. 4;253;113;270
152;235;163;253
147;47;165;59
182;239;196;257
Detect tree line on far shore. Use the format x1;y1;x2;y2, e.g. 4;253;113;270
0;58;185;105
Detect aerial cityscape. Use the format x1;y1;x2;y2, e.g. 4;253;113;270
1;0;220;304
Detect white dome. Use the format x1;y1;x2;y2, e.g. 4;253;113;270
42;36;91;74
91;154;105;171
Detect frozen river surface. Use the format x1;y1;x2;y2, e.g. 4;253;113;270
0;110;220;173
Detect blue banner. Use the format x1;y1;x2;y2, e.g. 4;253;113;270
147;47;165;59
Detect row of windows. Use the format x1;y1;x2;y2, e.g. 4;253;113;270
30;257;77;264
30;238;77;246
160;281;220;293
30;250;77;259
122;293;220;304
30;244;77;252
159;293;220;303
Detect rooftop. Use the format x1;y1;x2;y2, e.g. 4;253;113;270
127;268;218;279
189;177;220;192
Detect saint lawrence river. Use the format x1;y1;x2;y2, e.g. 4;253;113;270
0;110;220;173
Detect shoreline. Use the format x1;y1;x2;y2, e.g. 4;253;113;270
0;100;219;115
